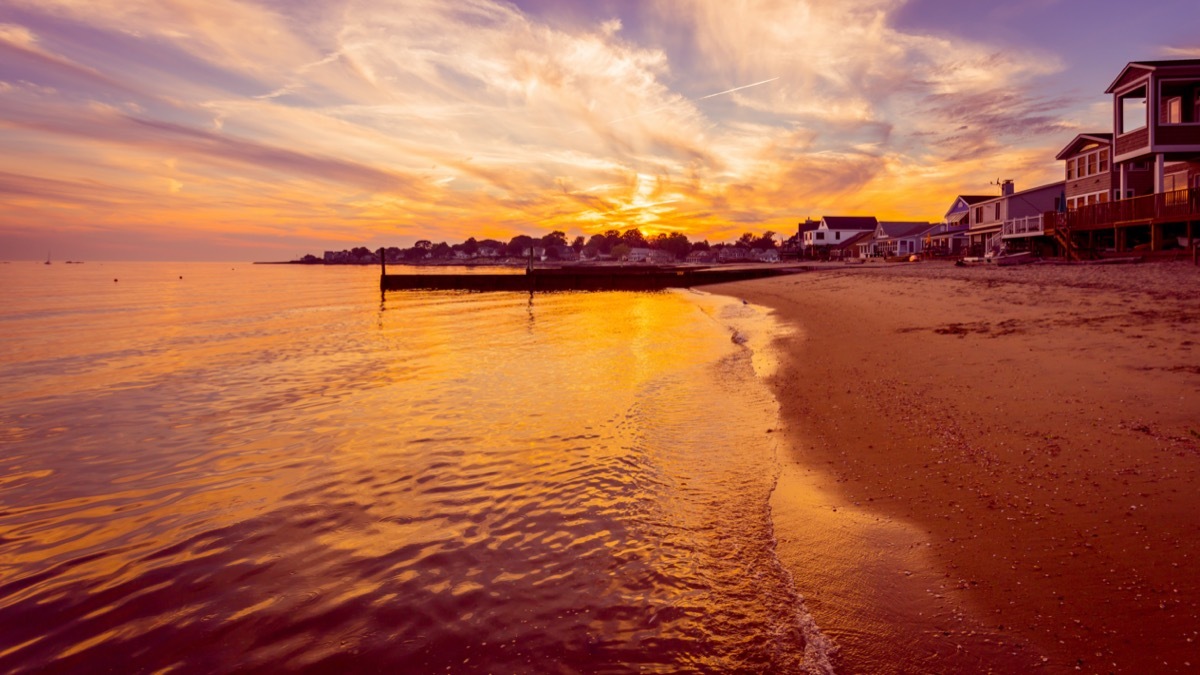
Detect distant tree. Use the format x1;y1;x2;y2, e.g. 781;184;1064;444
430;242;452;258
611;243;631;260
587;233;613;255
351;246;371;258
620;228;647;248
506;235;534;258
541;230;568;248
651;232;691;260
414;239;432;250
571;235;585;253
461;237;479;255
752;231;777;250
691;240;711;251
737;232;755;248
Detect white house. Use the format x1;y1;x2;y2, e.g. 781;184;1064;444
802;216;878;254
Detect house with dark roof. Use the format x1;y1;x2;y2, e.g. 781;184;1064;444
966;180;1064;255
801;216;877;257
928;195;989;256
870;221;937;258
1043;59;1200;256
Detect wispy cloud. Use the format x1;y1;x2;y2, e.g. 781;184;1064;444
0;0;1172;259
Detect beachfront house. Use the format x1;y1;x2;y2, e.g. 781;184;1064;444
870;221;936;258
930;195;989;256
754;248;781;263
796;219;819;258
966;181;1064;256
717;246;754;263
1036;59;1195;257
1057;133;1144;210
1048;59;1200;255
802;216;877;258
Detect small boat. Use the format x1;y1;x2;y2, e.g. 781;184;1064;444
993;251;1036;266
44;252;51;265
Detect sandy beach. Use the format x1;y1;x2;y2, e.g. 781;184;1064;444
717;261;1200;674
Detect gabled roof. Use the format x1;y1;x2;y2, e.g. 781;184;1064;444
798;220;820;233
1105;59;1200;93
1055;132;1113;160
820;216;878;230
944;195;994;218
876;221;934;239
833;230;873;249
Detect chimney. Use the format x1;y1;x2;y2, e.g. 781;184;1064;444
1001;179;1015;196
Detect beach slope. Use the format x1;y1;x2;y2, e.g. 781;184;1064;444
716;262;1200;673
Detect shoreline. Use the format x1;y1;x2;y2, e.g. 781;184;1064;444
713;261;1200;673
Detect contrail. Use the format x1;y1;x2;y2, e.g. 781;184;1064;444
696;76;780;100
606;76;779;126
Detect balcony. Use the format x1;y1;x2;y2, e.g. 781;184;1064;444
1046;188;1200;231
1001;214;1045;238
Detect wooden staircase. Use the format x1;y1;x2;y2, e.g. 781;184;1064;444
1048;219;1098;261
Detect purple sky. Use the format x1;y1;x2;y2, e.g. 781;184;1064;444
1;0;1198;260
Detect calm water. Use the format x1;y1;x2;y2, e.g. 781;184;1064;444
0;262;829;673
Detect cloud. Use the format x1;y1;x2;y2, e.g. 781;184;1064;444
0;0;1111;260
1162;46;1200;58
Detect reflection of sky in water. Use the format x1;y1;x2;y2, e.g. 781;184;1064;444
0;262;823;673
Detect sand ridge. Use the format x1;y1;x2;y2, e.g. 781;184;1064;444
716;261;1200;674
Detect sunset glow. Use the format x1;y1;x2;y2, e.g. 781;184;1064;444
2;0;1199;260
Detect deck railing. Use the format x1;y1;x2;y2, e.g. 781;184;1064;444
1001;214;1044;238
1047;188;1200;231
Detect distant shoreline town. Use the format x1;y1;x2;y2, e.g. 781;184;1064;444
292;229;789;266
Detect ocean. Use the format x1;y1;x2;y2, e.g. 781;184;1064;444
0;261;831;673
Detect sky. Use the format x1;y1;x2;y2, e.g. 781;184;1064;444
2;0;1199;261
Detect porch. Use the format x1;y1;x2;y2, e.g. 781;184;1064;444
1044;188;1200;258
1001;214;1046;238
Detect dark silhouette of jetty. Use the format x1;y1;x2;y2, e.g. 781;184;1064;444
379;255;802;292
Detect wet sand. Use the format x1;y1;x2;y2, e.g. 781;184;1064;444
716;261;1200;674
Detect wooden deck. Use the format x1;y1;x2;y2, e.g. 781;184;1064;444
1048;188;1200;232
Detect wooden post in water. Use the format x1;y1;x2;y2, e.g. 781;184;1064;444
379;247;386;291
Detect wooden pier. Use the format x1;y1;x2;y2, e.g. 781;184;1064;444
379;264;802;292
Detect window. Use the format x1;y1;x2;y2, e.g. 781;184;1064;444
1067;158;1075;180
836;231;841;240
1120;86;1147;134
974;206;982;223
1098;192;1108;204
994;204;1000;220
1167;97;1182;124
1087;153;1097;176
815;232;825;241
1099;149;1109;172
1131;162;1148;171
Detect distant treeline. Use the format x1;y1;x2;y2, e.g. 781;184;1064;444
301;228;785;264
